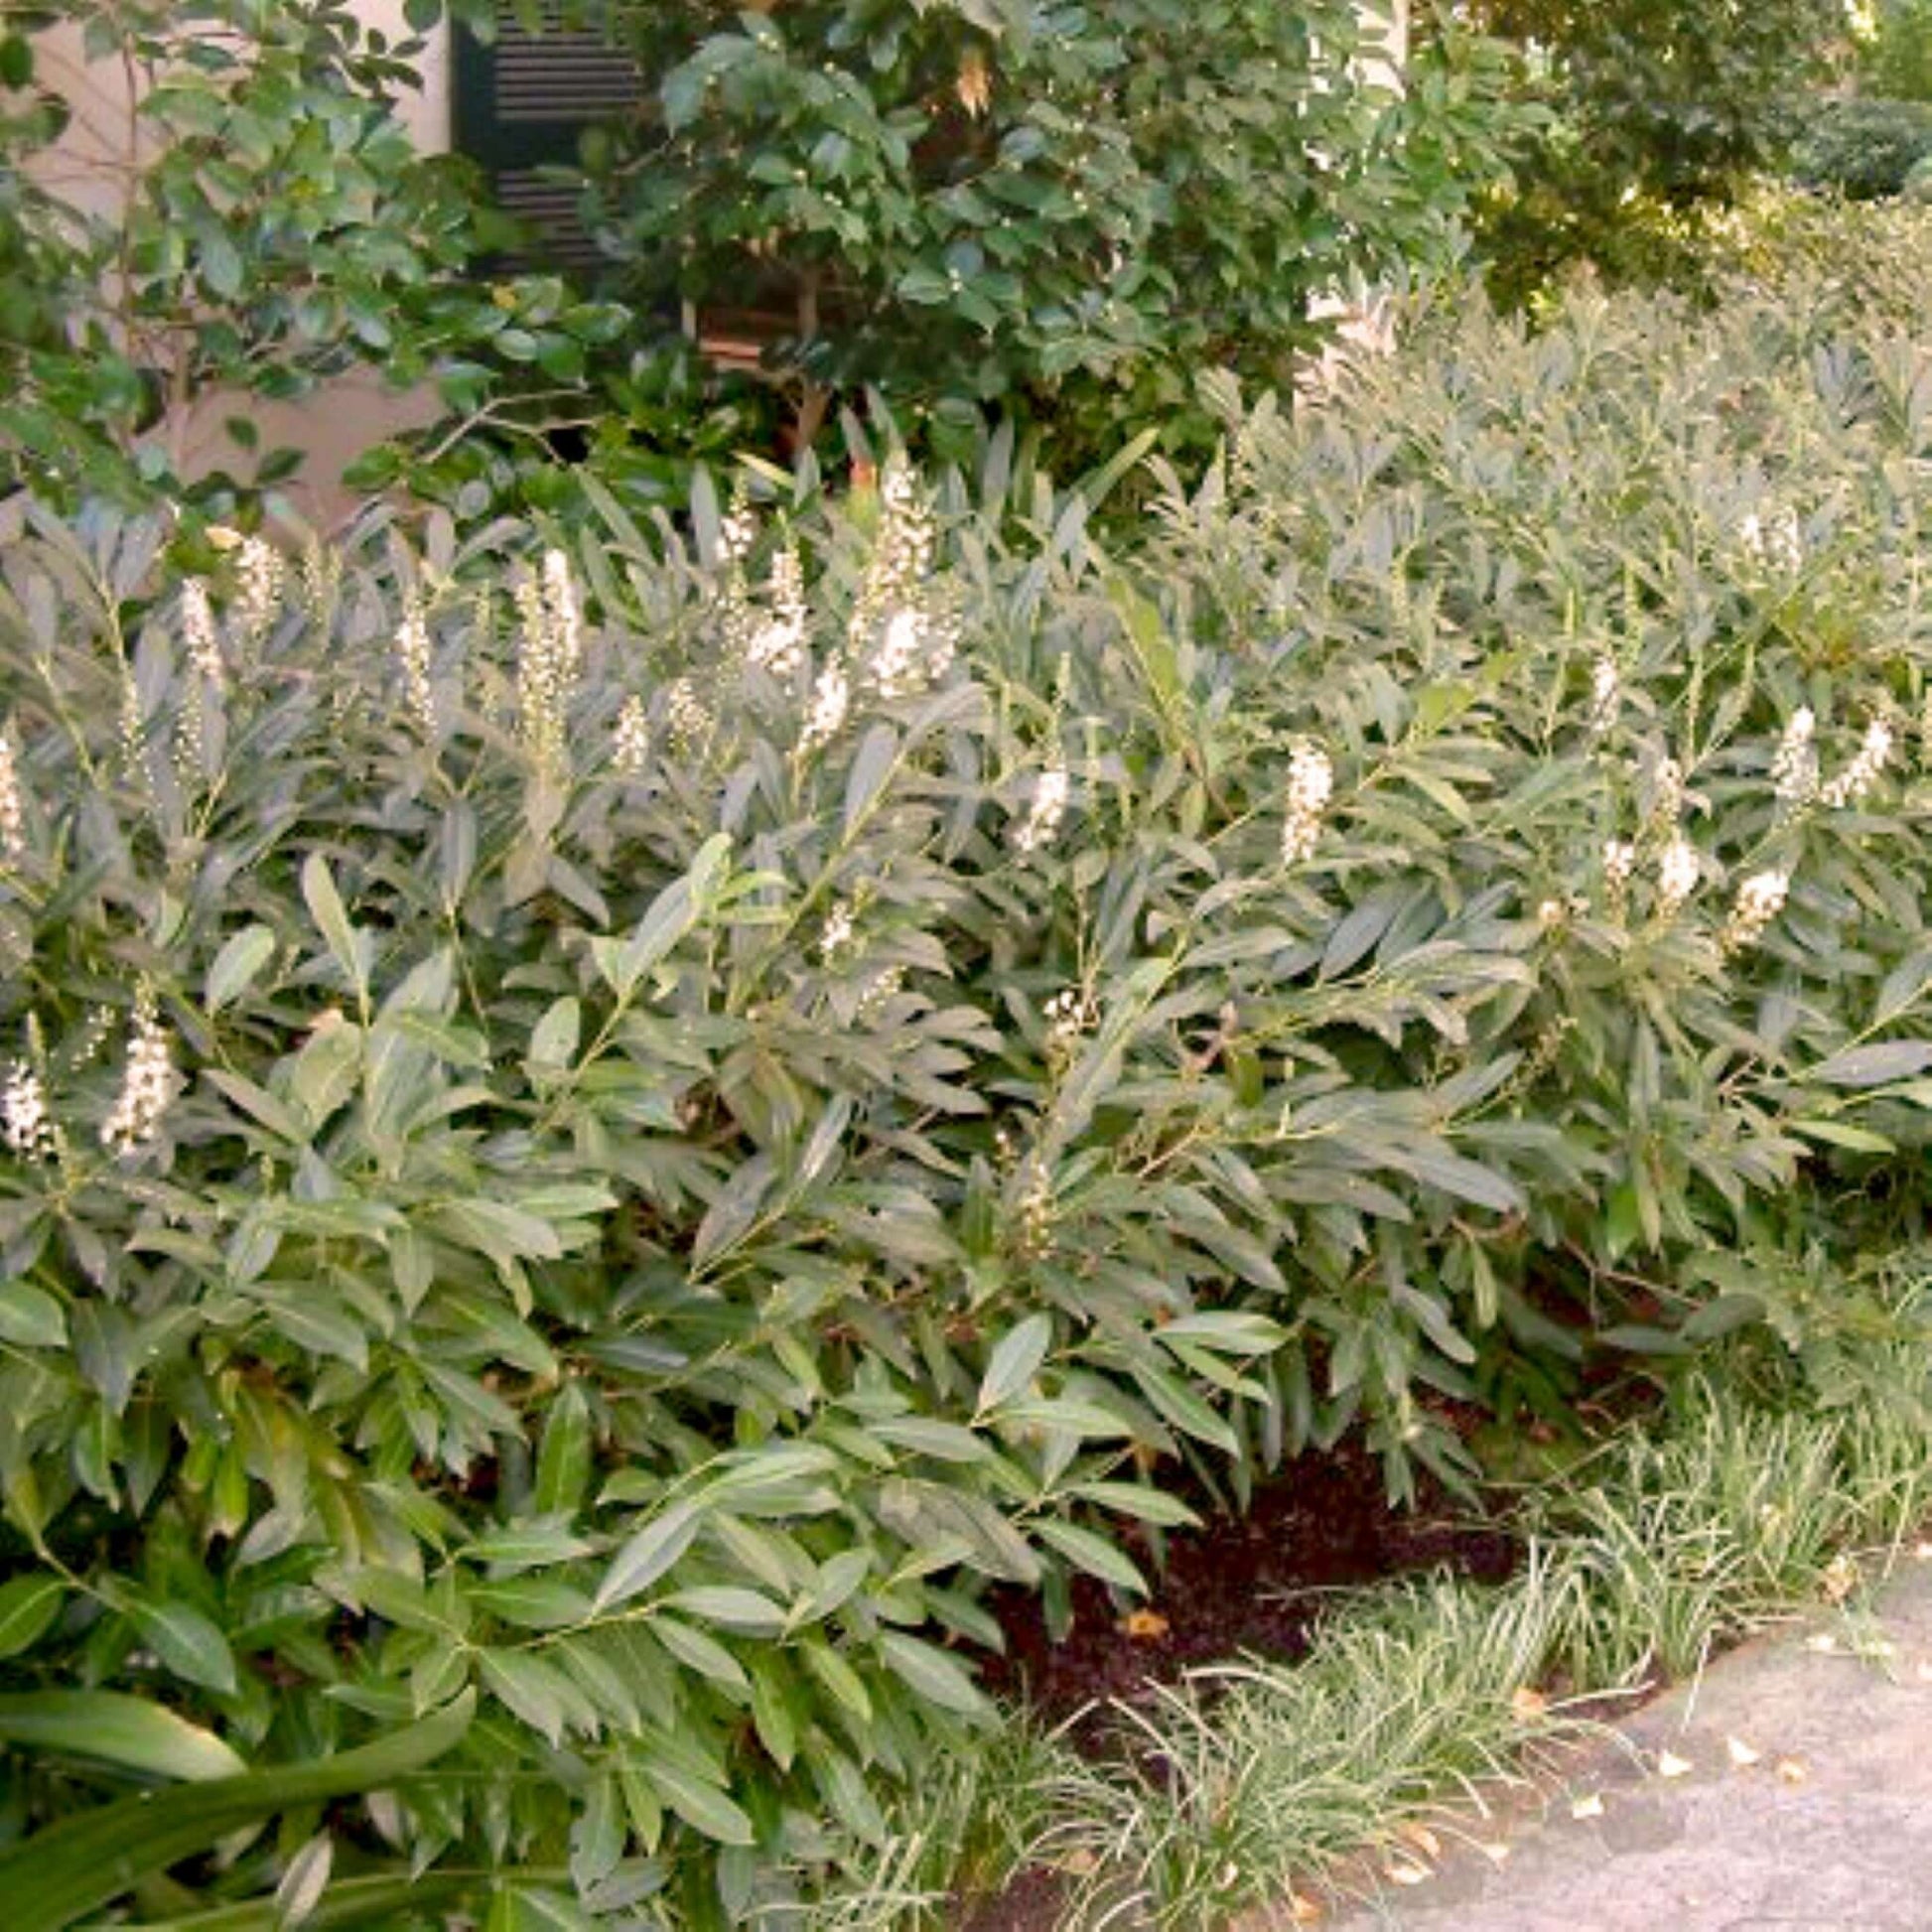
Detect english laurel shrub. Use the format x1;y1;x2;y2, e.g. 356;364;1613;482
0;237;1928;1922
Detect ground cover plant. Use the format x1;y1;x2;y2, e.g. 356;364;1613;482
0;212;1929;1924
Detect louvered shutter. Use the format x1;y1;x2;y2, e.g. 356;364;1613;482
452;4;644;274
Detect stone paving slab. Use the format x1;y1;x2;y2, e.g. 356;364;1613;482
1329;1562;1932;1932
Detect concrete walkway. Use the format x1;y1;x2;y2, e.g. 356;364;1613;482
1331;1559;1932;1931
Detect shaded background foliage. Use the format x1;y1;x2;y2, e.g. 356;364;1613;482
0;0;1520;519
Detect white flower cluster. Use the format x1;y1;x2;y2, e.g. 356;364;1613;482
1044;987;1095;1059
0;730;23;863
1655;835;1700;919
1013;1152;1054;1258
819;899;858;965
749;542;810;681
1723;870;1790;954
1770;706;1818;812
800;659;851;756
183;579;223;687
854;965;904;1021
849;460;960;702
544;549;583;667
234;536;284;643
175;681;207;788
118;668;149;793
100;993;175;1157
1014;764;1070;858
2;1060;55;1163
1647;755;1686;831
718;495;758;569
869;608;931;701
849;458;936;659
1280;743;1334;867
1739;507;1802;572
299;537;341;621
715;496;761;665
396;598;437;741
1820;717;1891;809
613;695;650;776
514;549;585;772
1587;656;1620;736
664;677;711;753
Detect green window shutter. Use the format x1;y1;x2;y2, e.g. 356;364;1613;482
452;4;643;273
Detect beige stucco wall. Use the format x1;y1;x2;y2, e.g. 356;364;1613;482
26;5;452;527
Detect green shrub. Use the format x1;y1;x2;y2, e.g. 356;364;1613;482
1;238;1931;1921
1452;0;1843;300
1906;152;1932;199
0;1;641;518
571;0;1517;479
1792;95;1932;198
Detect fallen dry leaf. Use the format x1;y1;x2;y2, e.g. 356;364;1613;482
955;46;993;117
1395;1822;1443;1859
1286;1894;1322;1926
1384;1860;1431;1887
1656;1749;1695;1780
1726;1736;1762;1768
1570;1792;1605;1820
1510;1686;1550;1723
1823;1554;1859;1603
1118;1608;1171;1642
1915;1659;1932;1683
1775;1756;1810;1785
1474;1841;1512;1866
1913;1540;1932;1563
1804;1632;1840;1654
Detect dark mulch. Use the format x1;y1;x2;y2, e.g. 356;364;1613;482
978;1442;1518;1731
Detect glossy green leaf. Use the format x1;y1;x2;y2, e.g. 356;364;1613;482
0;1695;473;1929
0;1692;246;1782
0;1576;65;1660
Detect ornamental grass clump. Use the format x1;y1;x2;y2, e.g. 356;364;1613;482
0;233;1929;1923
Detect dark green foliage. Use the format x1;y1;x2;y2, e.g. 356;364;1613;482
571;0;1516;476
0;217;1929;1921
1;1;1520;520
1464;0;1840;193
1792;95;1932;198
1455;0;1844;300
